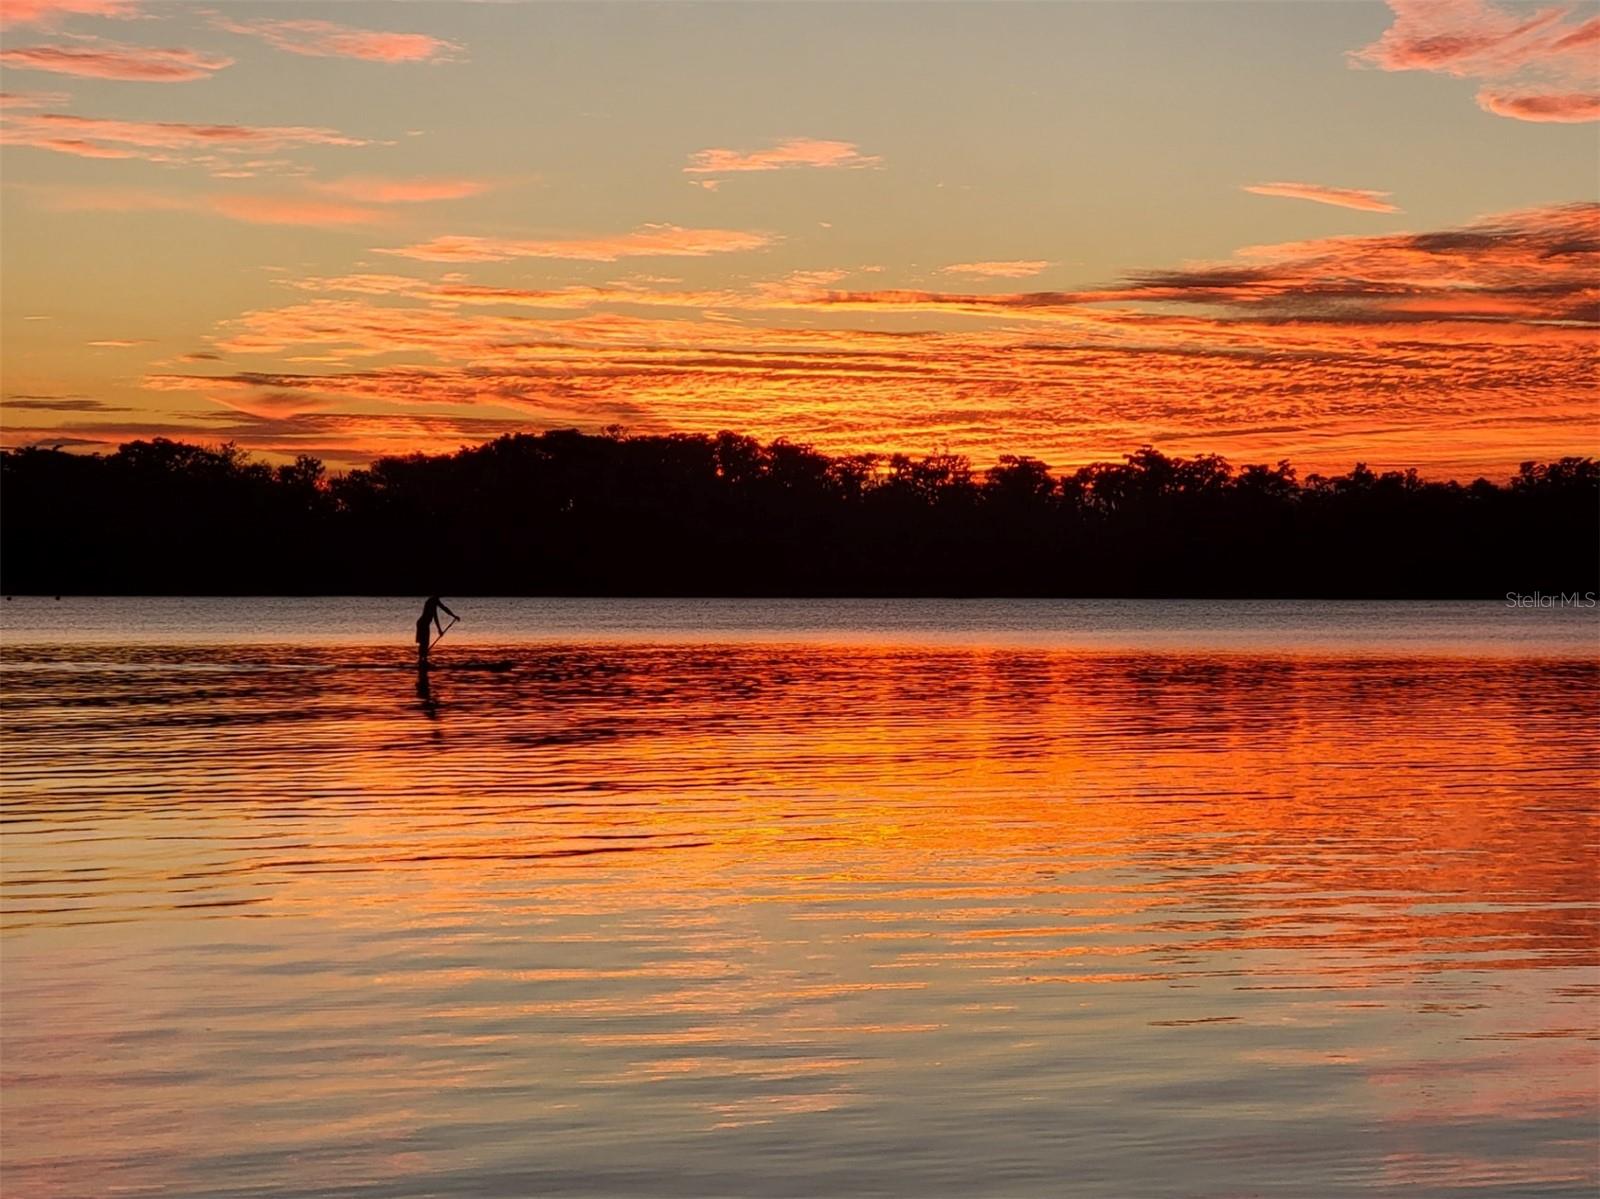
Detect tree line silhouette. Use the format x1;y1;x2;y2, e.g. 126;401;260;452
2;430;1595;596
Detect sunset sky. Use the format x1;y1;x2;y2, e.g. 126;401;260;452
1;0;1596;477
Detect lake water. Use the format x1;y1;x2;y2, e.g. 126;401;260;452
2;599;1597;1198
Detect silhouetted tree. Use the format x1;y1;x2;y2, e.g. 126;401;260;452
2;432;1594;598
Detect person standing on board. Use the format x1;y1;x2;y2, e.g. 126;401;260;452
416;596;458;670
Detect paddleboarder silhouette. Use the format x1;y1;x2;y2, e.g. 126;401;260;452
416;596;458;670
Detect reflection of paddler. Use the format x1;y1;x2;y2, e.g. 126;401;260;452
415;596;458;669
416;663;439;718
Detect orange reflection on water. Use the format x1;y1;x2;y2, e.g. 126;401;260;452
2;638;1596;1198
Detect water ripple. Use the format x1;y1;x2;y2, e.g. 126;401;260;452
2;603;1597;1198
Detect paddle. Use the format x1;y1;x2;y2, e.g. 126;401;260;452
429;614;458;651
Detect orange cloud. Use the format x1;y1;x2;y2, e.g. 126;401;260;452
312;176;491;204
209;15;462;64
208;195;383;228
283;268;948;315
1352;0;1600;122
376;225;776;263
137;311;1596;481
684;138;881;175
22;112;365;150
37;185;385;228
289;273;744;311
1241;181;1400;213
1215;202;1599;319
130;205;1598;480
0;0;139;29
0;107;368;166
1476;90;1600;122
0;41;232;81
803;204;1599;330
756;268;850;296
211;203;1600;340
941;261;1052;279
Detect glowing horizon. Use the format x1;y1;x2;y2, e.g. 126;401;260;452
2;0;1596;478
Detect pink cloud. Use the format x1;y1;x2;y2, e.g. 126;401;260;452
1552;16;1600;51
376;225;776;263
0;41;233;82
0;0;140;30
1241;181;1401;213
312;176;490;204
684;138;881;175
1353;0;1571;76
1352;0;1599;122
1476;90;1600;122
209;16;461;64
942;260;1053;279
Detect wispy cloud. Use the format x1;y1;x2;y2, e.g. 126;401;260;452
0;107;368;166
684;137;881;175
128;205;1597;479
941;260;1052;279
808;204;1599;328
32;176;485;226
312;176;491;204
208;15;462;64
0;41;232;82
209;195;385;228
0;89;71;109
1351;0;1600;122
1242;181;1400;213
39;185;386;229
1;397;131;412
207;204;1600;334
289;274;750;312
0;0;140;30
376;225;776;263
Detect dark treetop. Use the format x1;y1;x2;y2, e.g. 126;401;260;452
2;430;1595;597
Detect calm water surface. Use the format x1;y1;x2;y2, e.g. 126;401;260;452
2;599;1597;1198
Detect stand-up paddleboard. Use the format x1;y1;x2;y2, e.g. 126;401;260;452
436;658;515;673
